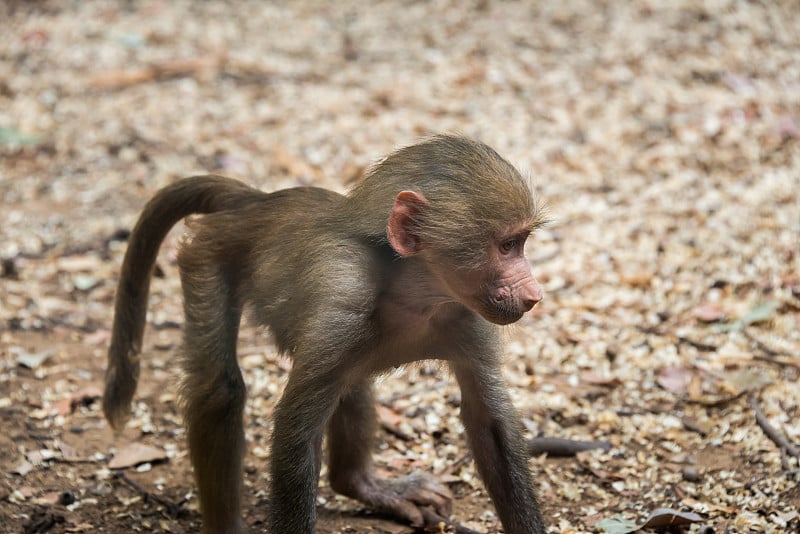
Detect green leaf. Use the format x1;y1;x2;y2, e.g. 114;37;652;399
0;126;42;146
596;515;640;534
714;320;743;333
714;300;780;332
740;300;779;326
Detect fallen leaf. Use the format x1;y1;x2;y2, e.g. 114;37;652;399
72;386;103;405
8;490;27;503
73;274;100;291
60;443;81;462
597;508;703;533
0;126;41;146
56;255;104;272
596;514;639;533
739;301;780;326
773;114;799;141
377;404;404;427
692;303;726;322
16;349;55;369
377;404;414;440
680;497;738;514
11;460;34;476
722;368;773;393
722;71;754;93
27;449;56;464
42;492;64;505
580;371;622;388
656;366;693;395
681;416;713;436
53;397;74;415
621;271;652;287
82;329;111;345
640;508;703;528
54;386;103;415
716;300;780;332
65;524;94;533
109;443;167;469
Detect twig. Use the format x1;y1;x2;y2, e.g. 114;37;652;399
744;468;800;490
380;420;415;441
436;452;473;476
742;328;788;358
686;389;748;408
753;354;800;370
89;56;222;89
782;446;792;470
749;395;800;458
677;336;718;352
741;329;800;370
52;457;100;465
114;471;183;516
635;326;719;353
527;437;611;457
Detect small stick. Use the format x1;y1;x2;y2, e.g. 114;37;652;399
89;56;222;89
742;328;787;358
677;336;718;352
687;389;748;408
744;468;800;490
114;471;183;516
749;395;800;458
527;437;611;457
753;354;800;370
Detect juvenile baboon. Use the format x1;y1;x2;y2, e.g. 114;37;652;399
104;135;547;533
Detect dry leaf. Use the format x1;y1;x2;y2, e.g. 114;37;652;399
65;524;94;533
722;368;773;393
640;508;703;528
620;271;652;287
109;443;167;469
16;349;54;369
656;366;693;395
580;371;622;388
692;303;726;322
56;255;104;272
11;460;34;476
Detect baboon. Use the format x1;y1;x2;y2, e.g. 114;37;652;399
104;135;547;533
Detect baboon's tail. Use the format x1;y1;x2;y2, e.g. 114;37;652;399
103;175;260;430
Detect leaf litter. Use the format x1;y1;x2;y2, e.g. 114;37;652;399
1;1;798;533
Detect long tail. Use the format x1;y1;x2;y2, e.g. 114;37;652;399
103;175;260;430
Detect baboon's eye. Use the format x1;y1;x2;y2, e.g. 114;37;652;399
500;239;517;254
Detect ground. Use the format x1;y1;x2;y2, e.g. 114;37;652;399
1;1;799;533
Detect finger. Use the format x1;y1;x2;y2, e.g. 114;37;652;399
419;508;483;534
407;487;450;510
435;496;452;519
419;506;449;528
390;500;424;528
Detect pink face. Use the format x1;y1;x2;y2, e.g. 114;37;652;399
387;191;543;325
445;229;543;325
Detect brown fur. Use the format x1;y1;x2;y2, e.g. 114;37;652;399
104;135;547;534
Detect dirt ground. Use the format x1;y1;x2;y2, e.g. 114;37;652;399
1;1;799;533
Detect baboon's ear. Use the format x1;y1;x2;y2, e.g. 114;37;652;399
387;191;427;256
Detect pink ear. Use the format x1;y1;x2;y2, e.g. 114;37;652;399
387;191;427;256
